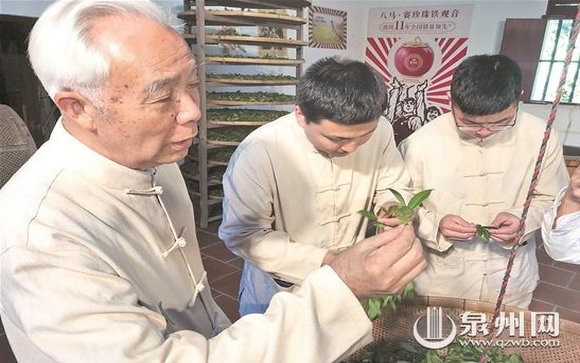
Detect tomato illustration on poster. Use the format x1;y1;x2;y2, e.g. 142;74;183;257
366;5;473;144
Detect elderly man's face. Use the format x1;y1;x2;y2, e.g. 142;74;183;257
89;16;200;170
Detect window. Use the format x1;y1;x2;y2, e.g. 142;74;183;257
500;1;579;104
530;19;580;104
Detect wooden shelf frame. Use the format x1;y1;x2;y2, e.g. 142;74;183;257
184;0;311;10
179;9;307;27
182;0;307;228
184;34;307;48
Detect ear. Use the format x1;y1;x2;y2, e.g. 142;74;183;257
295;105;307;128
54;91;97;131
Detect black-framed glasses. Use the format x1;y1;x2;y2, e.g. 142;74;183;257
452;104;519;132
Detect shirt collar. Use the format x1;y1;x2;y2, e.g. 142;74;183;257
50;119;156;190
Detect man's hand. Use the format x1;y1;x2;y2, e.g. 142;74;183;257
488;212;520;246
328;225;426;298
376;202;404;228
438;214;476;241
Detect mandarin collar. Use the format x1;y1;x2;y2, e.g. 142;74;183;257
50;119;156;190
290;112;321;155
290;112;384;159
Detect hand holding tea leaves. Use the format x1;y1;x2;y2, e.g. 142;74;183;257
357;188;433;320
328;225;426;303
382;188;433;224
487;212;520;246
358;188;433;229
441;212;519;246
439;215;479;241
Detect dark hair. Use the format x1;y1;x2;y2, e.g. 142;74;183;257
296;57;388;125
425;105;441;116
450;54;522;115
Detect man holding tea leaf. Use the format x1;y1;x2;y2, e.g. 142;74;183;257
399;54;569;308
220;57;418;315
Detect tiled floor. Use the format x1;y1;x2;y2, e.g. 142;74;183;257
197;225;243;323
0;317;16;363
530;239;580;323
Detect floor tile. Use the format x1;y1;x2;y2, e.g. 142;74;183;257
569;273;580;291
556;306;580;324
538;264;574;287
214;294;241;323
536;244;556;265
226;257;244;270
0;333;17;363
210;271;242;300
202;255;239;284
196;229;223;248
206;221;221;234
201;241;239;264
533;282;580;312
529;299;555;312
552;259;580;273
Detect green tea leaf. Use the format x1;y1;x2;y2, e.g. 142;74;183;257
361;282;415;320
388;188;406;205
365;298;382;320
400;341;419;353
381;296;393;309
475;224;491;242
402;281;415;298
358;209;386;228
373;221;385;228
361;336;523;363
408;189;434;210
507;354;525;363
358;209;378;220
392;205;415;224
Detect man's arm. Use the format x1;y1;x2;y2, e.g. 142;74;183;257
219;142;328;284
217;225;426;363
541;164;580;264
1;225;425;363
556;164;580;218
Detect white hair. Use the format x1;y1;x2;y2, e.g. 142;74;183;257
28;0;172;101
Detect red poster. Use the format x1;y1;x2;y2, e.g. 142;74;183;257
366;5;473;144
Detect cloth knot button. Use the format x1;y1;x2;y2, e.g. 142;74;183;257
162;237;187;257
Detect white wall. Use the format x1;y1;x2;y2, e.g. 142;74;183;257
0;0;183;21
309;0;579;148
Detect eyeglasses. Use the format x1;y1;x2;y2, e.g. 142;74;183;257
452;105;518;132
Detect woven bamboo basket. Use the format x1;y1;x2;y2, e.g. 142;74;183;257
347;296;580;362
